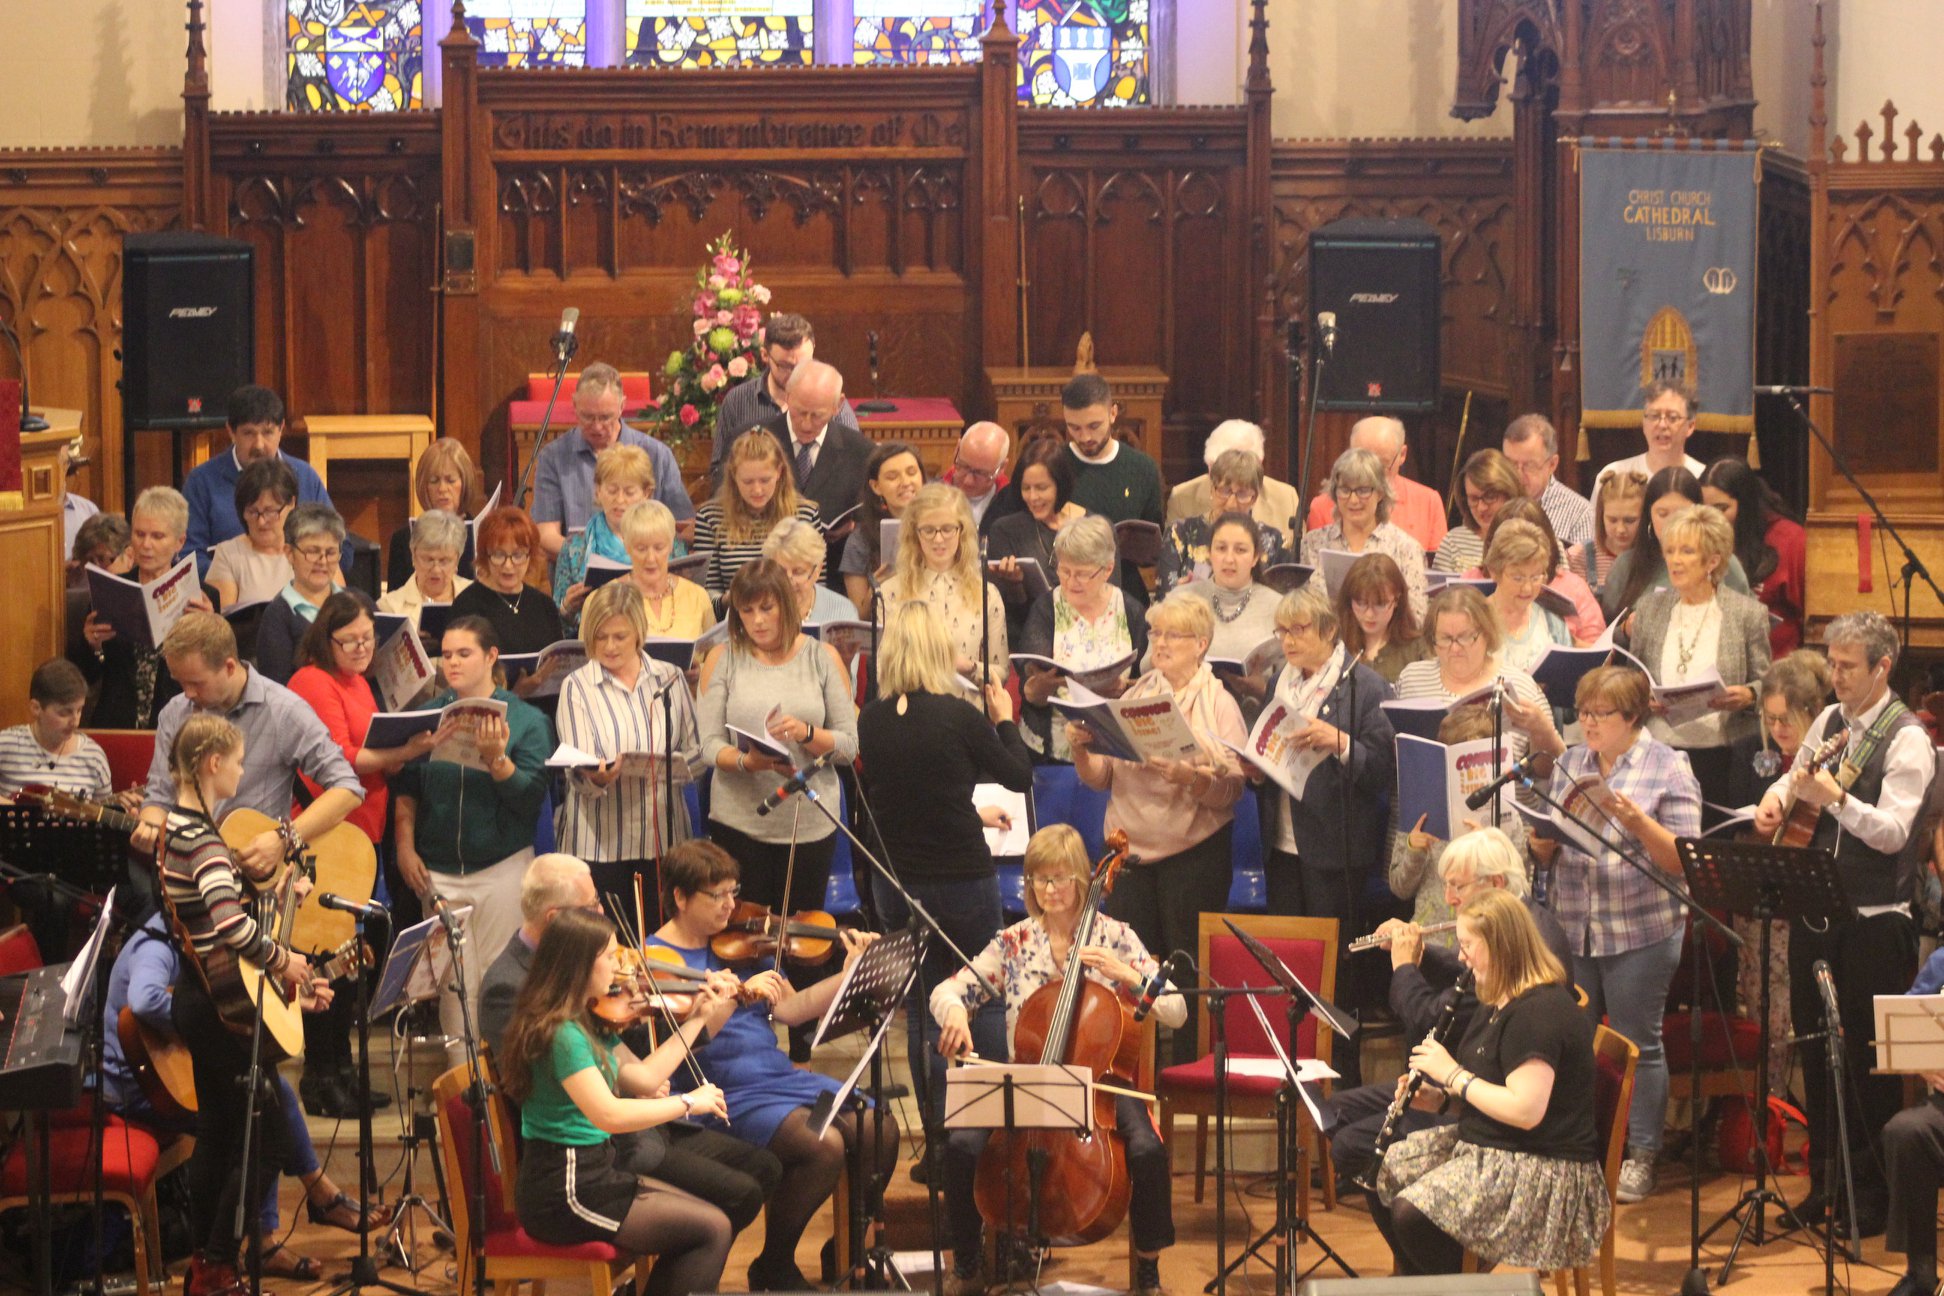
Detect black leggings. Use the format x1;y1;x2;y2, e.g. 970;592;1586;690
1371;1194;1467;1276
759;1105;901;1273
615;1180;733;1296
173;973;290;1261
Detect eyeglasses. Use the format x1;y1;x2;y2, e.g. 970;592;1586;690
577;411;624;430
1464;490;1508;509
1212;484;1259;506
698;884;742;903
952;457;997;482
1351;598;1396;616
416;553;459;571
485;550;531;567
1151;629;1202;644
1275;622;1315;639
917;524;962;541
1056;563;1109;584
243;505;286;523
1028;875;1076;890
1643;410;1689;425
1433;629;1483;650
1578;707;1620;723
293;545;342;564
1336;485;1378;502
1496;569;1549;589
332;633;375;652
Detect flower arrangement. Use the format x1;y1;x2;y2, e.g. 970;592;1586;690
655;231;771;450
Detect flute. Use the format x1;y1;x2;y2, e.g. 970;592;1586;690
1348;920;1457;953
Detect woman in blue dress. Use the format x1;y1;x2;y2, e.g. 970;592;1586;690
647;839;900;1291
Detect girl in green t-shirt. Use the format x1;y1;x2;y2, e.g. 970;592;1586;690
498;909;739;1296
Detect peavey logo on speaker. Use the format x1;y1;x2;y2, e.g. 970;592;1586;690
168;306;221;319
1347;292;1401;304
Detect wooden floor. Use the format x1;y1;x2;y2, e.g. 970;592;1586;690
86;1025;1920;1296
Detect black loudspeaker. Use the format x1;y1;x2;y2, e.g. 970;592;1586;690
1308;217;1442;413
1298;1275;1543;1294
122;231;254;429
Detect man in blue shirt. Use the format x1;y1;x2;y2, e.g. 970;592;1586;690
531;361;696;559
179;385;334;575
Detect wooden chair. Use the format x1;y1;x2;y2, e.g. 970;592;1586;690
1156;913;1340;1215
431;1056;649;1296
1463;1022;1639;1296
0;1116;166;1294
0;924;43;976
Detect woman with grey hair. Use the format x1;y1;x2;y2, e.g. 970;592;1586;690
1300;447;1428;623
1017;514;1149;759
1252;582;1396;947
763;516;857;625
378;509;472;630
256;503;348;684
1157;448;1287;593
72;486;211;727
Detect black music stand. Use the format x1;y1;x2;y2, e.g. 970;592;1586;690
810;926;925;1292
1679;836;1850;1283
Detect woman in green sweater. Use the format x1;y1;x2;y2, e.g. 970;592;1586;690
394;613;554;1040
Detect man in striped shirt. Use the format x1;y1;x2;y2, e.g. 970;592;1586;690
0;658;116;805
1502;413;1595;553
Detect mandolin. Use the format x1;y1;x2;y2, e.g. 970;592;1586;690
1770;729;1850;848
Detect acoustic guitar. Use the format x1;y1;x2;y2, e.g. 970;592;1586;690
1770;729;1850;848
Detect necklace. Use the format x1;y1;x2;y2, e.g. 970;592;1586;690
1671;598;1717;677
1210;584;1251;624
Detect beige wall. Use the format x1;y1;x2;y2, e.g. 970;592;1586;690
0;0;186;147
1826;0;1944;157
1266;0;1513;139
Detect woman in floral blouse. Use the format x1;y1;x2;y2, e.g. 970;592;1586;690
1016;515;1149;760
930;824;1182;1296
878;482;1009;698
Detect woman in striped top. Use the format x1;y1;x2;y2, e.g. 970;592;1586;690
556;581;704;910
693;430;820;602
160;712;330;1296
1432;449;1523;574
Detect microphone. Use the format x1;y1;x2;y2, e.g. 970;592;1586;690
1753;384;1832;395
755;750;842;817
550;307;581;363
1315;311;1338;357
1813;959;1842;1039
429;892;464;947
1464;750;1556;811
868;330;881;378
1134;951;1193;1023
317;892;387;921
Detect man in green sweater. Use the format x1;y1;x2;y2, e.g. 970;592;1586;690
1063;372;1164;602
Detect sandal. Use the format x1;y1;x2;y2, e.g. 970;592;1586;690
260;1245;322;1282
305;1190;395;1232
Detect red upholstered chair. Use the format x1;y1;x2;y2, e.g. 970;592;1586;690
1464;1022;1638;1296
0;1116;165;1293
83;729;158;796
0;924;43;976
1661;917;1760;1109
1156;913;1340;1214
524;372;655;406
431;1055;648;1296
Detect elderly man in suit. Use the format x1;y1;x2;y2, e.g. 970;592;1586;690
753;358;874;536
477;852;781;1236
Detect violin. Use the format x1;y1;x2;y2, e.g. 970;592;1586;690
974;830;1137;1246
711;901;844;965
590;946;711;1031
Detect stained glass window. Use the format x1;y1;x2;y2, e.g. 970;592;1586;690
624;2;816;67
853;1;984;66
465;0;589;67
1016;0;1149;107
287;0;423;112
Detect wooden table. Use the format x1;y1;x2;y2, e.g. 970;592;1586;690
300;414;436;515
985;365;1169;456
855;397;965;477
0;416;79;727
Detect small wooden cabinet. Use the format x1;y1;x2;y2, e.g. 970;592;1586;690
985;365;1169;456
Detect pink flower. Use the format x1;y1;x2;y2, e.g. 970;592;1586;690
726;356;750;379
750;284;772;306
693;294;713;317
692;318;710;338
713;253;741;274
679;404;700;427
732;304;761;337
715;309;733;327
707;274;726;291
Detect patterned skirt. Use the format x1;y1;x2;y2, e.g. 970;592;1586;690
1377;1123;1611;1271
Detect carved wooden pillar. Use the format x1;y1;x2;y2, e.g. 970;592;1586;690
976;4;1021;382
1508;57;1552;421
1244;0;1277;473
181;0;210;230
440;2;483;469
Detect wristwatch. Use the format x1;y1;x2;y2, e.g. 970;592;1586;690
678;1091;695;1114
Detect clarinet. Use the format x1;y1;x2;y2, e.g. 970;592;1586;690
1352;968;1474;1194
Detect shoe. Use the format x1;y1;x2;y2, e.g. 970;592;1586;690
1790;1188;1830;1227
1132;1255;1165;1296
299;1072;352;1119
747;1256;811;1292
1886;1273;1941;1296
181;1254;244;1296
1838;1197;1888;1240
943;1267;986;1296
336;1068;393;1112
1614;1155;1657;1204
910;1145;933;1186
259;1244;322;1281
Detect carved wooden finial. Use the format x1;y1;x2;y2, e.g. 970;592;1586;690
1074;333;1097;375
452;0;468;20
184;0;208;91
1906;121;1924;163
1880;101;1901;160
1246;0;1271;92
986;0;1011;39
1809;0;1827;159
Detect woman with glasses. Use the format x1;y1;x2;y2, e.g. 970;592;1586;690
988;430;1086;644
256;503;347;685
930;824;1183;1296
1612;504;1769;810
1069;591;1246;1063
554;444;669;628
393;614;555;1042
1599;467;1751;623
697;430;822;604
206;457;296;611
74;486;212;729
1481;520;1572;675
1018;515;1149;760
879;482;1009;696
648;840;898;1293
858;601;1033;1141
1253;583;1396;940
695;560;858;1059
1464;498;1606;646
453;506;572;696
378;509;473;633
385;437;479;590
1157;448;1287;595
1301;447;1429;622
287;590;438;1114
1433;449;1524;574
840;441;926;616
1540;665;1701;1205
1337;552;1429;684
1394;586;1564;785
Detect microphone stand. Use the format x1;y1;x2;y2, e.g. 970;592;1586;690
432;900;494;1296
1296;325;1328;513
1786;977;1859;1295
1779;390;1944;658
1511;768;1743;1296
512;332;579;508
0;318;49;430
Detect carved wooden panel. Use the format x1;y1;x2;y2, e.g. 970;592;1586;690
0;151;184;512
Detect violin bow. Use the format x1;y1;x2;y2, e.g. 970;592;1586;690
610;900;712;1092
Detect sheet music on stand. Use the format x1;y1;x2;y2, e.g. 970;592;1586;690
1677;837;1850;927
944;1062;1093;1134
1240;991;1329;1128
809;927;923;1139
1873;993;1944;1074
58;885;116;1027
370;906;473;1020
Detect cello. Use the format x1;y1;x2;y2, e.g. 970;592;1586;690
973;830;1139;1246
